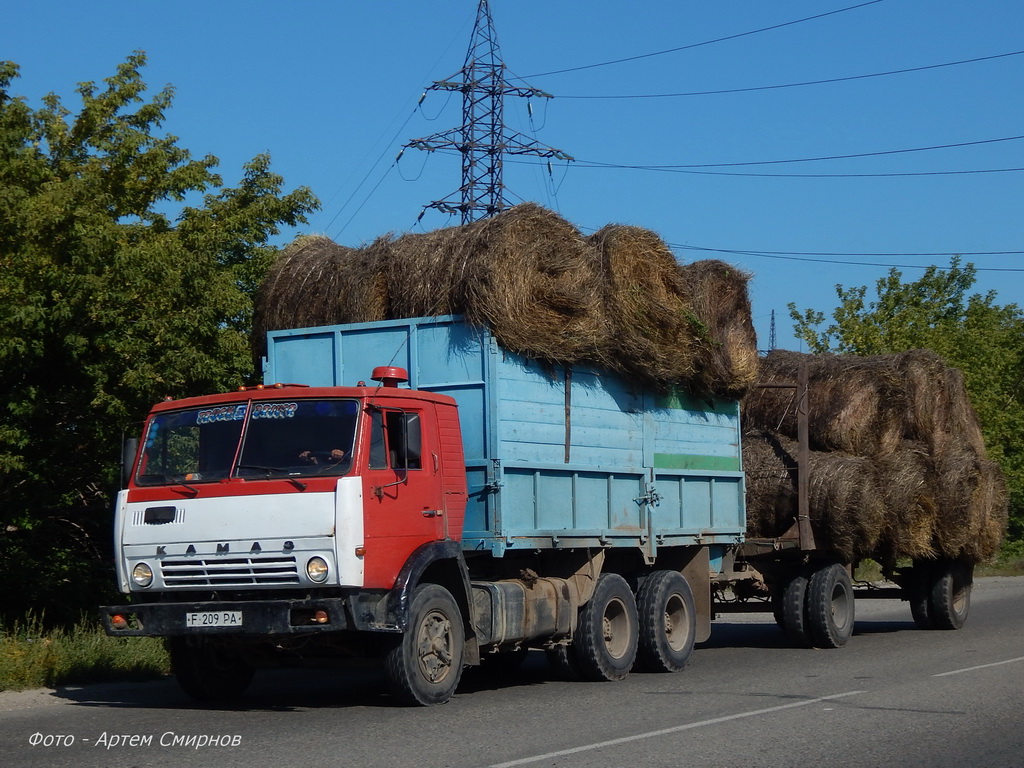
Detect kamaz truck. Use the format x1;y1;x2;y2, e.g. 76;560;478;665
102;316;969;704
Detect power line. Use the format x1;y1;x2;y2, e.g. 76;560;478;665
681;246;1024;257
556;50;1024;99
577;135;1024;169
521;0;885;78
568;162;1024;178
672;244;1024;271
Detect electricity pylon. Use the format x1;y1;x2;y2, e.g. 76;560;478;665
405;0;572;224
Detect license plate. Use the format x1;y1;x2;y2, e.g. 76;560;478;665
186;610;243;628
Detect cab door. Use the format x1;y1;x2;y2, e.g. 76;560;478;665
361;403;446;587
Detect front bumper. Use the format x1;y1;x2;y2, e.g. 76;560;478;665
101;592;395;637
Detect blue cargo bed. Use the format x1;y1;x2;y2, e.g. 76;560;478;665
264;316;746;559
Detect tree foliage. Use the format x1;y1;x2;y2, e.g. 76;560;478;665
790;258;1024;540
0;54;318;621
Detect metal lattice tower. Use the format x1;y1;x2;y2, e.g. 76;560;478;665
405;0;572;224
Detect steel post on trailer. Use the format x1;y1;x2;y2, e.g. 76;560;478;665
795;361;814;551
751;358;815;552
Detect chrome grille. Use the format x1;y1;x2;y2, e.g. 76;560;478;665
160;555;299;587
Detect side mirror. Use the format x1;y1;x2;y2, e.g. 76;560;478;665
122;437;139;487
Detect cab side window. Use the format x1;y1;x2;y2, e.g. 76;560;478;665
369;409;388;469
368;409;422;470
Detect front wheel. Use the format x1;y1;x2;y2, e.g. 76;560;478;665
168;636;254;701
385;583;465;706
572;573;639;682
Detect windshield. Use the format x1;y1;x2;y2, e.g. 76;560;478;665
136;399;358;486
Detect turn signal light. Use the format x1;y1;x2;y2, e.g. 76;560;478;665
355;546;366;558
111;614;128;630
314;610;329;624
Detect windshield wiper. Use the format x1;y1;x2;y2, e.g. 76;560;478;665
236;465;306;490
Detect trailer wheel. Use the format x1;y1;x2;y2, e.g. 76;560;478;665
908;561;934;629
636;570;696;673
779;570;811;647
928;559;972;630
573;573;639;682
806;563;855;648
384;583;465;706
168;637;254;701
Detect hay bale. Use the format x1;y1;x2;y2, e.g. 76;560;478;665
252;235;388;360
742;431;885;562
743;350;904;455
585;228;758;395
442;203;611;367
874;441;939;565
587;224;695;385
897;350;987;455
677;260;759;398
741;430;799;539
962;459;1009;562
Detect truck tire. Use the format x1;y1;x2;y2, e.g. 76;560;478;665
384;583;465;706
572;573;639;682
636;570;696;673
168;636;254;701
805;563;855;648
779;570;811;647
928;559;972;630
908;561;934;629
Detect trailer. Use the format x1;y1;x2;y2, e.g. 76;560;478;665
102;315;972;704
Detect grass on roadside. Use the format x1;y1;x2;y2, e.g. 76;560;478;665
977;538;1024;577
0;613;170;692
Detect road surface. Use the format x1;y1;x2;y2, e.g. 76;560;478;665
2;576;1022;768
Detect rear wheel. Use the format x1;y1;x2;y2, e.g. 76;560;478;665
572;573;639;681
385;583;465;706
636;570;696;673
908;561;934;629
779;570;811;647
805;563;855;648
168;636;254;701
928;559;972;630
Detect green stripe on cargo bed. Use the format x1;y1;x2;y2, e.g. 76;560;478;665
654;453;740;471
654;391;737;414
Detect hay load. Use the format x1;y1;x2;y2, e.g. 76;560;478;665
741;349;905;455
252;235;387;360
742;430;885;563
255;203;759;396
742;350;1008;566
677;260;759;399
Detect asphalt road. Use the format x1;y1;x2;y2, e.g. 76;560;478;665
2;576;1022;768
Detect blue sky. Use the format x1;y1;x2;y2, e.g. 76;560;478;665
5;1;1023;349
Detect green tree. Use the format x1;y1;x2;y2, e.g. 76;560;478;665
790;258;1024;541
0;54;318;622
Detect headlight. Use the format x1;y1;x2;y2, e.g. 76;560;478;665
306;556;329;583
132;562;154;588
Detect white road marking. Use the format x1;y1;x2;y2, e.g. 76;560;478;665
932;655;1024;677
488;690;867;768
